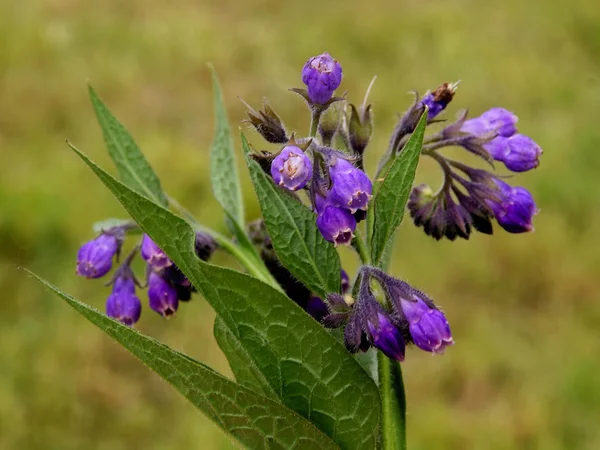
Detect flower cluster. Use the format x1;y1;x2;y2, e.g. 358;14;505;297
75;224;216;326
322;266;453;361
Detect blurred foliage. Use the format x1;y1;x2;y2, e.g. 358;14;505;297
1;0;599;449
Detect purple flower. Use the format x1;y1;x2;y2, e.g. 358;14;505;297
420;82;458;120
484;134;542;172
367;313;406;361
306;296;329;322
148;271;179;317
329;158;372;213
140;234;172;270
341;269;350;294
301;52;343;105
461;107;518;138
106;275;141;326
270;146;313;191
195;231;218;261
399;296;453;354
76;233;120;279
487;179;538;233
316;204;356;246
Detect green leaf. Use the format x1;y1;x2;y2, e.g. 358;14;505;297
27;271;339;450
209;66;244;228
242;134;341;297
214;316;278;399
88;85;168;207
67;142;380;450
370;111;427;266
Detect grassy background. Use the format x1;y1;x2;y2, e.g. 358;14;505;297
2;0;600;448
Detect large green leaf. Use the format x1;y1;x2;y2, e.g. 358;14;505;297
27;271;339;450
214;316;277;399
209;66;244;228
242;134;341;298
88;85;168;207
370;112;427;266
67;143;380;450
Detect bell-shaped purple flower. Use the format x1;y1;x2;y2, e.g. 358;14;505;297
329;158;372;213
316;205;356;246
399;296;453;354
367;313;406;361
301;52;343;105
76;233;120;279
487;179;538;233
148;271;179;317
420;82;458;120
270;146;313;191
461;107;518;138
106;275;141;326
141;234;172;270
484;134;542;172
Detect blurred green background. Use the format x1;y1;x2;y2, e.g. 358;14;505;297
2;0;599;448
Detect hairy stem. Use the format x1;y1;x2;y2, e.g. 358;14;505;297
352;230;371;265
309;108;323;138
378;352;407;450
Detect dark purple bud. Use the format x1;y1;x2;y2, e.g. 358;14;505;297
316;205;356;246
484;134;542;173
420;82;458;120
106;275;141;326
461;107;518;138
301;52;343;105
408;184;436;227
367;313;406;361
163;264;195;301
148;271;179;317
270;146;313;191
76;233;120;279
329;158;373;213
452;187;494;235
487;179;538;233
140;234;172;270
241;98;288;144
399;296;453;354
306;296;329;322
195;231;218;261
444;199;472;241
341;269;350;294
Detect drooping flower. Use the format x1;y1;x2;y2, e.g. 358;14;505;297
140;234;172;270
461;107;518;138
270;146;312;191
328;158;372;213
147;271;179;317
487;179;538;233
316;203;356;246
367;312;406;361
398;296;453;354
76;232;121;279
105;271;141;326
484;134;542;172
301;53;343;105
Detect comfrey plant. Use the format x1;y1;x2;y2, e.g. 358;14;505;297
28;52;541;449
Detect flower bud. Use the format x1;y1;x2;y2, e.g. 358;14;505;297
242;98;288;144
420;82;458;120
329;158;373;213
461;107;518;138
367;312;406;361
306;296;329;322
76;233;120;279
163;264;195;301
140;234;172;270
484;134;542;173
195;231;218;261
348;103;373;155
270;146;312;191
301;52;343;105
399;296;453;354
148;271;179;317
316;205;356;246
106;275;141;326
487;179;538;233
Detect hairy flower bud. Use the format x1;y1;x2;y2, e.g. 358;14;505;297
461;107;518;138
484;134;542;172
301;52;343;105
148;271;179;317
242;98;288;144
399;296;453;354
195;231;218;261
316;204;356;246
270;146;312;191
348;103;373;156
76;233;120;279
487;179;538;233
329;158;373;213
420;82;458;120
141;234;172;270
106;274;141;326
368;313;406;361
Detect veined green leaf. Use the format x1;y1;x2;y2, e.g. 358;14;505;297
88;85;168;207
67;142;380;450
209;66;244;229
214;316;277;399
370;112;427;266
27;271;339;450
242;134;341;298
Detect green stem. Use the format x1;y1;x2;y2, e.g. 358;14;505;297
378;352;407;450
352;230;371;265
309;108;323;138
